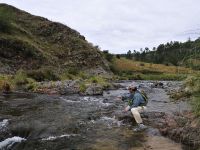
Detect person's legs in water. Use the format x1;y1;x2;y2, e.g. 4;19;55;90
131;106;147;131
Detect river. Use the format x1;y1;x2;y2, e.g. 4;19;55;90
0;81;191;150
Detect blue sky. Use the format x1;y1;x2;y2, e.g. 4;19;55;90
2;0;200;53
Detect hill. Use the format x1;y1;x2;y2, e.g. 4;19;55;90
0;4;110;76
121;39;200;70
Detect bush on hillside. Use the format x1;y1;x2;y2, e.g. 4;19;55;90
27;68;60;82
0;7;14;33
185;75;200;93
13;69;29;86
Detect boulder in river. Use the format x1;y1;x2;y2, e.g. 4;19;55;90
84;84;103;95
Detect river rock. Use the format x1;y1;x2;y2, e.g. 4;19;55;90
36;80;80;95
151;82;164;88
84;84;103;95
143;111;200;148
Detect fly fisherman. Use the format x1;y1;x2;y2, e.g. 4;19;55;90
118;85;148;131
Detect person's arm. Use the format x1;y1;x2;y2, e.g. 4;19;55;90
121;93;131;101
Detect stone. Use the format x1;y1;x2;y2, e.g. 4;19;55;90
84;84;103;95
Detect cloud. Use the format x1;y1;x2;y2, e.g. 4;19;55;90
2;0;200;53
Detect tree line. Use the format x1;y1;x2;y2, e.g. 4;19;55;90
119;38;200;70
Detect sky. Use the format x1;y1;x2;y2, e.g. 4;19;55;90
1;0;200;54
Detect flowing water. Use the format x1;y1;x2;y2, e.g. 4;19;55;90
0;81;191;150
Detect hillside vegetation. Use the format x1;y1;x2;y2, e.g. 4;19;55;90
0;4;110;76
121;39;200;70
109;57;197;80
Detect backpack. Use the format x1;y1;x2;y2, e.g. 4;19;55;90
127;90;148;106
139;90;148;106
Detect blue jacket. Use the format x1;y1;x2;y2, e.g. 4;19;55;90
122;91;145;109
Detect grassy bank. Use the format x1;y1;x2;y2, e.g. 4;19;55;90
185;75;200;117
110;57;195;81
0;69;111;93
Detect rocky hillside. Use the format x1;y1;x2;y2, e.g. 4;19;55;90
0;4;110;75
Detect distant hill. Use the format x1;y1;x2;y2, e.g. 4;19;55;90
0;4;110;75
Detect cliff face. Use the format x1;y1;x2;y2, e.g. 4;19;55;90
0;4;110;74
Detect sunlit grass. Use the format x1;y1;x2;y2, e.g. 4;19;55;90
113;58;195;74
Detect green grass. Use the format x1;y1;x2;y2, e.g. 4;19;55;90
115;72;187;81
113;57;195;74
191;95;200;117
79;83;87;92
111;57;196;81
0;74;13;91
140;73;187;81
86;76;110;88
184;74;200;117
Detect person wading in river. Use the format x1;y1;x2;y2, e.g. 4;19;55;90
118;85;147;131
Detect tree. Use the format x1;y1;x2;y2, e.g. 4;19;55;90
116;54;121;59
126;50;132;59
157;44;165;52
145;47;149;52
152;47;156;51
102;50;113;62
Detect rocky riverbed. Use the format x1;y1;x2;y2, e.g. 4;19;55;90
0;80;199;150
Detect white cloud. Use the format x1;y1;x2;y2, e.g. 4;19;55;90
1;0;200;53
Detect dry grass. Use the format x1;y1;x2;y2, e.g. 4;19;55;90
113;58;195;74
0;75;13;91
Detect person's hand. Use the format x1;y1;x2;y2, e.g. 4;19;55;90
116;96;122;101
124;106;130;112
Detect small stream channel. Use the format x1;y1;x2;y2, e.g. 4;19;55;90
0;81;191;150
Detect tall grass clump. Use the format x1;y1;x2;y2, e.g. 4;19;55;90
185;75;200;117
27;68;60;82
191;95;200;117
13;69;28;86
0;75;12;92
86;76;110;89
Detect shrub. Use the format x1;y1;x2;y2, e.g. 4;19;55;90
0;7;14;33
27;68;60;82
13;70;28;86
0;75;13;91
68;68;79;75
79;83;87;92
184;75;200;93
103;50;114;62
25;78;39;91
86;76;110;89
109;64;119;74
2;81;11;92
184;75;200;117
191;95;200;117
78;71;88;79
89;76;98;83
